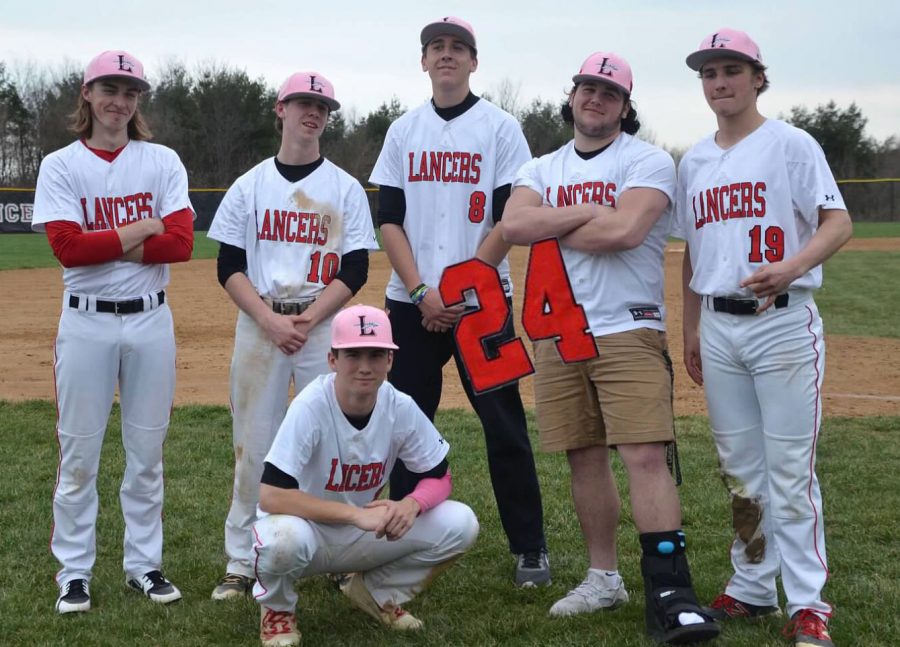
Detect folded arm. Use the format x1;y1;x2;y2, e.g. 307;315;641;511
560;187;670;253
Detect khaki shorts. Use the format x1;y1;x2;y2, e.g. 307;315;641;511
533;328;674;452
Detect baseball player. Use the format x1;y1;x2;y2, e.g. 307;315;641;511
369;15;549;587
207;71;379;600
676;29;852;647
503;52;720;644
32;50;193;613
252;304;479;647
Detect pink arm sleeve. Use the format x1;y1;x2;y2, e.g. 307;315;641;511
406;469;452;515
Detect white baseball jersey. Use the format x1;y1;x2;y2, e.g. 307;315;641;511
32;140;192;298
515;134;675;336
674;119;846;297
369;98;532;303
208;158;379;300
262;373;450;512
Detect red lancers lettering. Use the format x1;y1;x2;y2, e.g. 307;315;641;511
407;150;482;184
325;459;387;492
693;181;767;229
546;181;617;208
257;209;330;245
82;192;154;231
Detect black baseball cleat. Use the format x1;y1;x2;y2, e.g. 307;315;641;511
56;578;91;614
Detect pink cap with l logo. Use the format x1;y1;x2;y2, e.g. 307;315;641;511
277;71;340;111
83;50;150;91
331;305;399;350
686;28;763;71
573;52;633;95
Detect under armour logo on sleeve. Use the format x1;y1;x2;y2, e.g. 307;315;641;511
825;194;835;201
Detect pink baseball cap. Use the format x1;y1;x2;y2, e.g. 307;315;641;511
686;28;763;71
331;305;399;350
83;50;150;91
573;51;633;95
420;16;477;51
277;72;340;111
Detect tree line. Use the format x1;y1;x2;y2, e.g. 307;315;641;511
1;61;897;215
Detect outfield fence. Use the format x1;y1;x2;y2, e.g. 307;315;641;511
0;180;896;233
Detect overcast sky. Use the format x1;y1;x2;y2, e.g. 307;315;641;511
2;0;897;152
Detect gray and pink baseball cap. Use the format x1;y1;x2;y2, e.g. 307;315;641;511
573;51;633;95
277;72;340;111
83;50;150;91
331;305;399;350
686;28;763;71
420;16;477;51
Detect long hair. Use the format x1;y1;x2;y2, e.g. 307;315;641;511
560;85;641;135
68;85;153;141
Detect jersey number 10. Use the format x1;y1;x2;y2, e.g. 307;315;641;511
307;250;339;285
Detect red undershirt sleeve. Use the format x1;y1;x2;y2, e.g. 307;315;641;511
141;208;195;264
45;220;124;268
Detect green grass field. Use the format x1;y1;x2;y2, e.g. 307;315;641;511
1;223;897;645
1;402;898;647
816;251;900;337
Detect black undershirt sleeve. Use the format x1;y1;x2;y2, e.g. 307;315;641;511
376;185;406;227
414;458;449;479
492;184;512;224
333;249;369;295
261;462;299;490
216;242;248;288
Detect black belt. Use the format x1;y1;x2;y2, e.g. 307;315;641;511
68;291;165;315
269;299;314;315
712;294;789;315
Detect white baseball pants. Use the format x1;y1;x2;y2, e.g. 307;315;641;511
51;300;175;586
700;294;831;619
252;500;479;612
223;310;333;576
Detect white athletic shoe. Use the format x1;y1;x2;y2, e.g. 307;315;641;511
126;570;182;604
549;571;629;617
56;578;91;614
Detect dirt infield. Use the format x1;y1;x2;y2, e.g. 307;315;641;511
2;238;898;416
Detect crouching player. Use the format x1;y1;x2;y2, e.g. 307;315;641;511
251;305;479;646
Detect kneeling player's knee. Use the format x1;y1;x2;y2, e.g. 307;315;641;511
440;501;480;552
253;515;316;574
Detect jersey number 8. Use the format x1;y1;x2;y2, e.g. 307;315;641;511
467;190;486;223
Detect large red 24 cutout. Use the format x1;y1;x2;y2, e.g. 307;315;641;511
439;239;597;394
